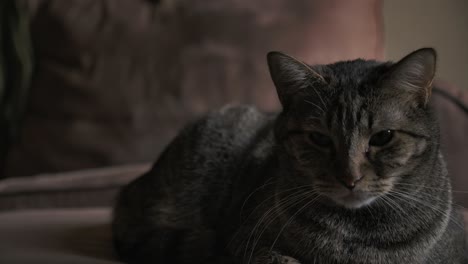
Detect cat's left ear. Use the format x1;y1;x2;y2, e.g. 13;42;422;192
267;52;326;108
385;48;436;106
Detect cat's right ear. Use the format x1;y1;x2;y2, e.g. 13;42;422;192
267;52;326;108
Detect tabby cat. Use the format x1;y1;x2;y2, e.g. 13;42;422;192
112;48;466;264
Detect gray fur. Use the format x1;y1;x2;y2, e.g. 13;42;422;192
113;48;466;264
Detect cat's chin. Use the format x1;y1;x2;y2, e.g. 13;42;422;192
329;191;377;209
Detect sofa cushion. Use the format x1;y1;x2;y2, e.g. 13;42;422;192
5;0;384;177
0;164;150;211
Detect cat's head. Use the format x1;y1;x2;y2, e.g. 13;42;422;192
268;48;439;209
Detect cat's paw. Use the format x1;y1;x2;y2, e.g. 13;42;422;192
253;248;301;264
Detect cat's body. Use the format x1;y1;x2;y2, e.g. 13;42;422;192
113;49;466;264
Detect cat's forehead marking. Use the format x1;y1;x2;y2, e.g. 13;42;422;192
316;61;400;134
301;59;411;136
325;88;369;135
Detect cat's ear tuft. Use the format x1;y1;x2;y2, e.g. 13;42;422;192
267;51;326;107
387;48;436;106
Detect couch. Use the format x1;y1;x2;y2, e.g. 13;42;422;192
0;0;466;263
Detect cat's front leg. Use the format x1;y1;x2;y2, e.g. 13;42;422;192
252;248;301;264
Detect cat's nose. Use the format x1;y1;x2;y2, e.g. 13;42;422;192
338;175;363;190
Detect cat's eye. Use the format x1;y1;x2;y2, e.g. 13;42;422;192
308;132;333;148
369;130;394;146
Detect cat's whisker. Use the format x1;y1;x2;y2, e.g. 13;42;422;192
383;194;423;225
388;193;448;235
378;195;401;218
268;193;322;253
306;116;323;123
394;186;467;210
249;197;302;261
247;189;319;264
239;184;316;226
228;179;279;252
389;190;464;231
245;197;302;263
242;189;306;261
304;100;325;114
385;193;432;223
390;193;438;222
243;188;316;263
246;188;320;264
239;178;276;221
364;201;376;220
394;182;468;194
382;195;407;217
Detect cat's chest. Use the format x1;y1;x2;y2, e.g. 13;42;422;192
277;210;435;264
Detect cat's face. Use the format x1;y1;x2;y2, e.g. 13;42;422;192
268;49;437;209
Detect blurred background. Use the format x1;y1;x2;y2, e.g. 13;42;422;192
0;0;467;210
384;0;468;91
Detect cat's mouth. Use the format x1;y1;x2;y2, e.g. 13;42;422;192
327;190;377;209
